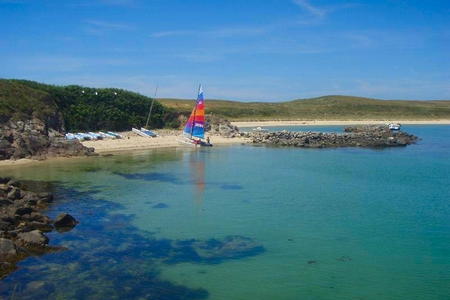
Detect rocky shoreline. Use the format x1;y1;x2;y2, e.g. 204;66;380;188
0;119;95;161
244;125;418;148
0;177;77;279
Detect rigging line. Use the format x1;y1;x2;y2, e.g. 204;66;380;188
145;85;158;129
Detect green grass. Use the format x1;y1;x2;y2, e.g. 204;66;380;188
0;80;59;123
159;95;450;121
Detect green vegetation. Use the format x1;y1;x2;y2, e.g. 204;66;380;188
0;80;60;124
160;96;450;121
0;79;181;131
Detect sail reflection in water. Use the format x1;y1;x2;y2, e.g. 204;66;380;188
188;151;206;208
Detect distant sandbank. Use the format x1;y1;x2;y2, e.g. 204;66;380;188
232;120;450;127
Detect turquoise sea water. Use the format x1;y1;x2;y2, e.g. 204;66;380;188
0;125;449;299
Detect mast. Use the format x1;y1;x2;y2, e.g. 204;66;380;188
145;85;158;129
190;84;201;139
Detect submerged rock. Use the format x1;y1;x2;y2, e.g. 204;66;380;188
152;203;169;209
169;235;265;263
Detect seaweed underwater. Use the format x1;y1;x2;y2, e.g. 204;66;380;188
113;171;243;191
0;185;264;299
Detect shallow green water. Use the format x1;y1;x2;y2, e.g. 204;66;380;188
1;125;449;299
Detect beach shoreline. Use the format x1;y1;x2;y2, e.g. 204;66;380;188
232;120;450;127
0;133;247;167
80;133;247;154
1;120;449;167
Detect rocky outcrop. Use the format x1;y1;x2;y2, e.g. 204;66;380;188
0;177;77;279
53;213;78;230
0;238;17;257
245;125;418;148
0;118;95;160
205;115;240;137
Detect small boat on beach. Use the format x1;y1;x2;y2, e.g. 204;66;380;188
66;131;122;140
88;132;103;140
77;133;92;141
98;131;116;139
65;133;76;140
252;126;268;132
107;131;122;139
132;127;157;137
180;85;213;147
388;123;401;130
140;127;158;137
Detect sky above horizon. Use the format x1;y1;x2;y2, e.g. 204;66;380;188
1;0;449;101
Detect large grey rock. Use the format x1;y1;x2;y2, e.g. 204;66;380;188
37;192;53;203
17;230;49;245
205;116;240;137
14;207;33;216
0;177;11;184
53;213;78;229
24;221;54;233
7;188;20;200
1;118;95;161
0;199;12;206
0;238;17;257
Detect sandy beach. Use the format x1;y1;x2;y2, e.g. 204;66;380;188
232;120;450;127
0;133;246;167
80;131;247;154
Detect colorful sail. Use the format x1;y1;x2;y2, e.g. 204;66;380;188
183;85;205;139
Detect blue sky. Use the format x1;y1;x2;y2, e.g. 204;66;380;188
1;0;449;101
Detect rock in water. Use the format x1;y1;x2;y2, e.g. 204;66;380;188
17;230;49;245
246;125;418;148
0;238;17;257
53;213;78;229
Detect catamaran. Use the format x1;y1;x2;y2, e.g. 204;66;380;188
180;85;213;147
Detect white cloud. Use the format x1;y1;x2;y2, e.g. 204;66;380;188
292;0;327;18
150;26;267;39
85;20;134;30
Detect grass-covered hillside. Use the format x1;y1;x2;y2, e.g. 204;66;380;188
159;96;450;121
0;79;180;131
0;80;61;125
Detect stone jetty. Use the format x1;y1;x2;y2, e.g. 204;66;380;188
0;177;77;278
244;125;418;148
